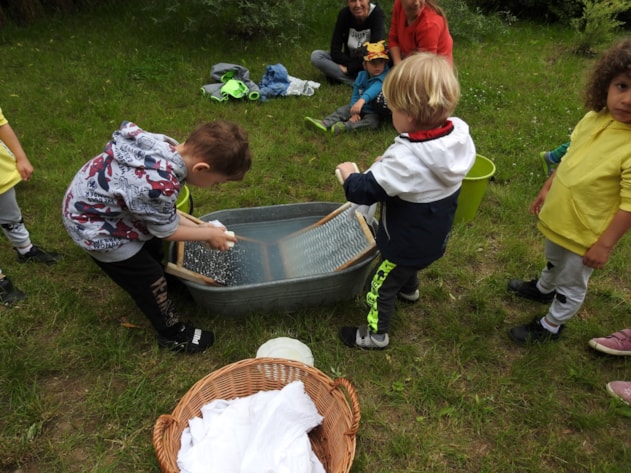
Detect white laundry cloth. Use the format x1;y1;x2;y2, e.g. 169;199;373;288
286;75;320;97
177;380;325;473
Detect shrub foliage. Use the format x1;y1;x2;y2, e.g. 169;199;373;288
466;0;628;22
0;0;110;24
571;0;631;55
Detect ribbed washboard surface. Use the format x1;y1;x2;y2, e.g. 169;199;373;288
182;238;270;286
180;203;376;286
279;204;375;278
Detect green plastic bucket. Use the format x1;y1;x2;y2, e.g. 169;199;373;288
176;184;193;214
163;185;193;257
454;154;496;224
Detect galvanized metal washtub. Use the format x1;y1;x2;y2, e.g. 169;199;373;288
169;202;379;317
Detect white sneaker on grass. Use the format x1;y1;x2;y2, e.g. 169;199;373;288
398;289;420;303
339;325;389;349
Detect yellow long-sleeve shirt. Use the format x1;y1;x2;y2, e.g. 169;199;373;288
538;110;631;255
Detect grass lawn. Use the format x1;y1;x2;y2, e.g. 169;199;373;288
1;2;630;472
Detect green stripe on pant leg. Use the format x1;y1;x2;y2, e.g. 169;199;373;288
366;259;397;332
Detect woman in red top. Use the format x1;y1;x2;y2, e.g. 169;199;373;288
388;0;453;65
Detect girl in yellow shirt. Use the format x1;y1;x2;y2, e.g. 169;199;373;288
508;38;631;345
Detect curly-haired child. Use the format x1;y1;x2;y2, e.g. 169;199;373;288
508;38;631;344
0;107;59;267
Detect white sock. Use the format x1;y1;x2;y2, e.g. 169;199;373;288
540;317;559;334
16;244;33;256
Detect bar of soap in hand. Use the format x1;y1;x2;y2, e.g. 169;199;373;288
225;230;235;248
335;162;360;184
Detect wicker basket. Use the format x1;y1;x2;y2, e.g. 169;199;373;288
153;357;360;473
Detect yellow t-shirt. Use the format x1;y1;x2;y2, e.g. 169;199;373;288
0;107;23;194
538;110;631;255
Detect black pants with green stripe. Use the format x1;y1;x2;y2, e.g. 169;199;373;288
365;258;419;334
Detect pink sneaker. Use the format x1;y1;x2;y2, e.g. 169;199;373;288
588;328;631;356
606;381;631;405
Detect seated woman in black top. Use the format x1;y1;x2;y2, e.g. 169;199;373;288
310;0;386;86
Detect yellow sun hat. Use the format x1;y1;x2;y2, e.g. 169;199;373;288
363;40;389;62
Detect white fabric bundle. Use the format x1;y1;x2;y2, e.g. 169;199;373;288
177;380;325;473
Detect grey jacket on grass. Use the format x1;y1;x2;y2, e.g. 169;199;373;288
201;63;260;101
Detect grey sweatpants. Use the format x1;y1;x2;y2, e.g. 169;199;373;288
310;50;356;86
0;187;31;248
322;104;381;132
537;239;594;325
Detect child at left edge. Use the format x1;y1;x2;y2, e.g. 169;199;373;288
0;107;60;265
62;120;251;354
305;40;390;135
335;52;476;349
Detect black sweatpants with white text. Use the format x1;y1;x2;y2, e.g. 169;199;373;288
91;238;180;335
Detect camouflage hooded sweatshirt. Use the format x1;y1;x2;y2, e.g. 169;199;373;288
62;121;187;262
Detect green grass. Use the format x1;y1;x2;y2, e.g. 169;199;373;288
1;3;631;473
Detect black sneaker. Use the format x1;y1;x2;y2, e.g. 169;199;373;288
508;279;555;303
0;276;26;306
157;323;214;353
16;245;60;266
508;317;564;345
